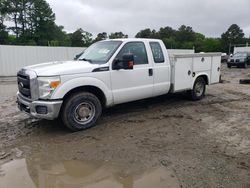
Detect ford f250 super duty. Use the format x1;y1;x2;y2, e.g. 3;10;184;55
17;39;221;131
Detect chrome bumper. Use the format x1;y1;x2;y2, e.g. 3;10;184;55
17;92;63;120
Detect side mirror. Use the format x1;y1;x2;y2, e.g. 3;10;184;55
113;54;134;70
74;55;80;60
74;52;84;60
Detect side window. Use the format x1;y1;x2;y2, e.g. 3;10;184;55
116;42;148;65
150;42;165;63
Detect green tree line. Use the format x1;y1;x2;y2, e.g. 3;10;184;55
135;25;250;53
1;0;250;53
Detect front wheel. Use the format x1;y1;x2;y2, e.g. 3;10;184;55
243;63;247;68
188;77;206;101
61;92;102;131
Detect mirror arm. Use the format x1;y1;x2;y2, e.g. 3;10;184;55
113;59;122;70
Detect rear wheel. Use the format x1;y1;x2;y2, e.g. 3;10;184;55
61;92;102;131
188;77;206;101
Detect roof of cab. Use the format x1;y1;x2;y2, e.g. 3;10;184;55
105;38;162;43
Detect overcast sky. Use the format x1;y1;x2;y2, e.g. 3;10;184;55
46;0;250;38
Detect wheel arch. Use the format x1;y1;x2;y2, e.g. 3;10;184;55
51;77;113;107
193;73;209;87
63;85;107;107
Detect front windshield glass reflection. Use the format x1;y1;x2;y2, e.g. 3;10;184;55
78;41;122;64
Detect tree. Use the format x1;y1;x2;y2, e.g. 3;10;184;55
109;32;128;39
81;30;93;46
202;38;222;52
158;26;176;39
29;0;56;45
194;33;205;52
1;0;58;45
135;25;199;50
221;24;244;44
94;32;108;42
3;0;23;38
0;23;8;44
70;28;93;47
157;27;177;48
1;2;246;52
1;0;81;46
50;25;71;46
0;0;8;44
135;28;153;38
162;37;177;49
221;24;245;53
2;0;31;40
176;25;196;42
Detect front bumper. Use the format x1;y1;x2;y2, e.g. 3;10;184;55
17;92;63;120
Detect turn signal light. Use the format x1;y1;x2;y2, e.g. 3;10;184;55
50;81;60;88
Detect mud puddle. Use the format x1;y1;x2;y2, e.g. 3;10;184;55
0;159;179;188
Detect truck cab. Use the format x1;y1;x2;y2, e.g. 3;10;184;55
17;39;221;131
227;52;250;68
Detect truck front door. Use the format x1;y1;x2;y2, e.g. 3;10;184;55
111;42;154;105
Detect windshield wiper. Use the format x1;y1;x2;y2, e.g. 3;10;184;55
79;58;93;63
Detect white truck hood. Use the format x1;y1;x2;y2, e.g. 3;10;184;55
25;61;101;76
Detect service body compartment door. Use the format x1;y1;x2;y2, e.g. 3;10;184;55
171;53;221;93
172;57;193;92
210;55;221;84
193;56;212;72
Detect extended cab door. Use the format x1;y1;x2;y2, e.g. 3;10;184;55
110;41;154;105
149;41;171;96
247;53;250;63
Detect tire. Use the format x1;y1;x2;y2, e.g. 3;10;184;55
227;64;231;68
243;63;247;69
240;79;250;84
188;77;206;101
61;92;102;131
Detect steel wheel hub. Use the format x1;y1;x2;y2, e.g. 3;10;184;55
74;102;95;124
195;82;204;97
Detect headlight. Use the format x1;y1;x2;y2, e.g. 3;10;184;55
38;76;61;99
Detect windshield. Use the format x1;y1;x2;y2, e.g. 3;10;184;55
78;41;122;64
233;52;247;58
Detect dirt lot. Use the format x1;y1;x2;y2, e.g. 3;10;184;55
0;64;250;188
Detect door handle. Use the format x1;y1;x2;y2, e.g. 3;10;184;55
149;68;153;76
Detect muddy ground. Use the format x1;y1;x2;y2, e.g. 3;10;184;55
0;64;249;188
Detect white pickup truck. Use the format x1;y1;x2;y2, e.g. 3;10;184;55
17;39;221;131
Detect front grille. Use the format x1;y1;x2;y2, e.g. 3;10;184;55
17;71;31;98
235;59;240;63
230;59;234;63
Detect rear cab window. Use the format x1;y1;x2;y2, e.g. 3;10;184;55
150;42;165;63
